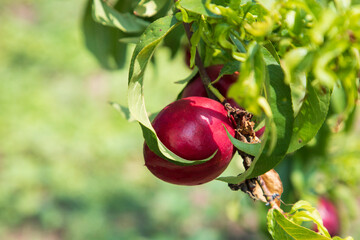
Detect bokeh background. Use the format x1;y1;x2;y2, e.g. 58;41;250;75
1;0;360;239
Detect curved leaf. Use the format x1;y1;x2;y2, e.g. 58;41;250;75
214;61;241;82
267;201;354;240
267;208;330;240
128;16;216;166
109;102;134;122
224;127;261;157
93;0;149;33
287;80;332;153
178;0;220;18
134;0;169;18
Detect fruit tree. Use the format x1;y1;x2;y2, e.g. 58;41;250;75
82;0;360;239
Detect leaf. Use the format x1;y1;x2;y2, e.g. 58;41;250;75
267;208;330;240
224;127;261;157
227;43;267;116
92;0;149;33
82;0;128;70
259;169;283;207
214;61;241;82
109;102;134;122
263;41;280;64
175;67;199;84
163;23;185;58
178;0;220;18
287;80;331;153
119;36;140;44
128;16;216;166
246;169;283;207
218;48;294;183
288;200;330;238
134;0;169;18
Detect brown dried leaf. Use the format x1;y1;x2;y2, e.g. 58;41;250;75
252;169;283;207
262;169;283;206
252;182;267;203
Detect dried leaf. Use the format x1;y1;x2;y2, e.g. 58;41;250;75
253;169;283;207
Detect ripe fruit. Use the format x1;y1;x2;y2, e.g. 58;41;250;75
315;197;340;237
143;97;236;185
181;65;238;108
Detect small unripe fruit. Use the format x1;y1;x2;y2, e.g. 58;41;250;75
143;97;236;185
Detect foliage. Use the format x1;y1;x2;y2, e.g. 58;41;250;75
83;0;360;239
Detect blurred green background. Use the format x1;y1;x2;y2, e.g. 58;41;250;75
0;0;266;239
1;0;360;239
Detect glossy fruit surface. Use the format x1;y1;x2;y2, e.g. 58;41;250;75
143;97;235;185
316;197;340;237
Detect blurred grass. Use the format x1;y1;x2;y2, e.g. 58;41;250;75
0;0;265;239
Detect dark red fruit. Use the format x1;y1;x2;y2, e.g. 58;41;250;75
143;97;236;186
255;126;266;138
181;65;238;104
315;197;340;237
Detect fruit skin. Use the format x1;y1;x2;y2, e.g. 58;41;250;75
181;65;238;107
143;97;236;186
315;197;340;237
255;126;265;138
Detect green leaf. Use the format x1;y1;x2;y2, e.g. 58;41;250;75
82;0;128;70
175;67;199;84
227;43;267;116
267;208;330;240
263;41;280;64
109;102;134;122
119;37;140;44
332;237;354;240
92;0;149;33
214;61;240;83
163;23;185;58
224;127;261;157
128;16;216;166
288;200;330;238
134;0;169;17
287;80;331;153
178;0;220;18
218;48;293;183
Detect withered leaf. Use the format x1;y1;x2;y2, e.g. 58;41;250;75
253;169;283;207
